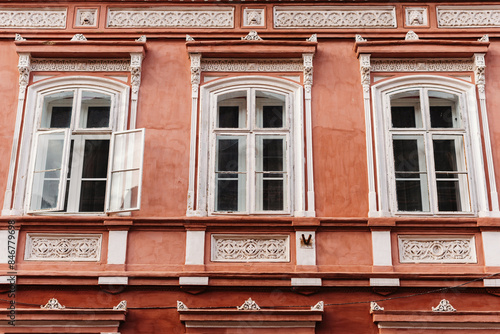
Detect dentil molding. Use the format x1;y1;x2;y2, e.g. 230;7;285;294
30;59;130;72
274;6;396;28
201;59;303;72
371;58;474;72
212;234;289;262
398;235;477;263
107;7;233;28
0;8;66;28
25;233;102;261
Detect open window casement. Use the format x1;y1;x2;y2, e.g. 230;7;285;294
106;128;145;213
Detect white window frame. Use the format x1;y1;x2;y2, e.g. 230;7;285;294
13;76;145;215
196;76;306;216
372;75;489;217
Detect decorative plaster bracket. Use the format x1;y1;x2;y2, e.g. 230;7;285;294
432;299;456;312
190;53;201;97
41;298;65;310
129;52;143;129
303;53;314;99
237;298;260;311
17;53;31;98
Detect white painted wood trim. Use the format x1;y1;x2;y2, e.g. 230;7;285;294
187;53;201;216
482;232;500;266
372;230;392;266
185;230;205;265
107;231;128;265
303;53;316;217
296;231;316;265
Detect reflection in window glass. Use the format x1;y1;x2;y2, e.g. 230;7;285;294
217;91;247;128
390;90;421;128
40;91;74;128
80;91;111;128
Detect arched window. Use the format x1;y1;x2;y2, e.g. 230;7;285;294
15;77;144;214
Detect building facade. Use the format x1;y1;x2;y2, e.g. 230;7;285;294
2;1;500;333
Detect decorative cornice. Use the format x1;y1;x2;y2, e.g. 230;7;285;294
113;300;127;310
237;298;260;311
25;233;102;261
41;298;65;310
370;58;474;72
201;59;303;72
0;9;66;29
438;6;500;28
30;59;130;72
399;236;476;263
242;30;262;41
274;6;396;28
107;7;233;28
432;299;456;312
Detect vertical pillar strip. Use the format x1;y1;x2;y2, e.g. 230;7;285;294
187;53;201;216
2;53;30;215
474;53;499;214
303;53;316;216
129;52;143;130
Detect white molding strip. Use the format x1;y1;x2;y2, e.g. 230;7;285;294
0;8;66;29
201;59;303;72
398;235;477;263
107;7;234;28
303;54;316;216
25;233;102;261
371;58;474;72
274;6;396;28
438;6;500;28
30;59;130;72
212;234;289;262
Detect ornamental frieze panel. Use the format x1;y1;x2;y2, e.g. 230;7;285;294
212;235;289;262
371;59;474;72
30;59;130;72
398;235;477;263
25;233;102;261
201;59;303;72
0;8;66;29
107;7;233;28
274;6;396;28
438;6;500;28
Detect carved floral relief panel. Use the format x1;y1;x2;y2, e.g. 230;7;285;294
398;235;477;263
211;234;289;262
438;6;500;27
0;8;66;28
25;233;102;261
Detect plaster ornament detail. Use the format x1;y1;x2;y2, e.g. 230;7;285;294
71;34;87;41
177;301;189;311
31;59;129;72
359;54;371;89
0;9;66;28
136;35;147;42
405;7;427;26
186;35;195;41
17;53;31;97
370;58;474;72
77;9;96;26
311;301;324;311
15;34;26;41
355;34;367;42
213;235;288;261
107;8;233;28
274;6;396;28
399;236;476;263
243;9;264;27
370;302;384;311
130;53;143;98
113;300;127;310
25;234;102;261
405;31;419;40
242;30;263;41
432;299;456;312
474;53;486;95
190;53;201;95
438;7;500;27
303;53;314;94
201;59;303;72
478;34;489;42
41;298;65;309
307;34;317;42
237;298;261;311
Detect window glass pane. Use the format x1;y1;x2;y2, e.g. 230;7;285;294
217;91;247;128
80;181;107;212
79;139;110;212
256;136;286;211
390;90;422;128
429;91;461;128
256;91;286;128
108;130;144;212
80;91;111;128
30;132;66;211
215;136;246;212
393;135;429;211
40;91;74;128
433;135;469;211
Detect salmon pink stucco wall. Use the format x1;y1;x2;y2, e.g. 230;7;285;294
312;41;369;218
